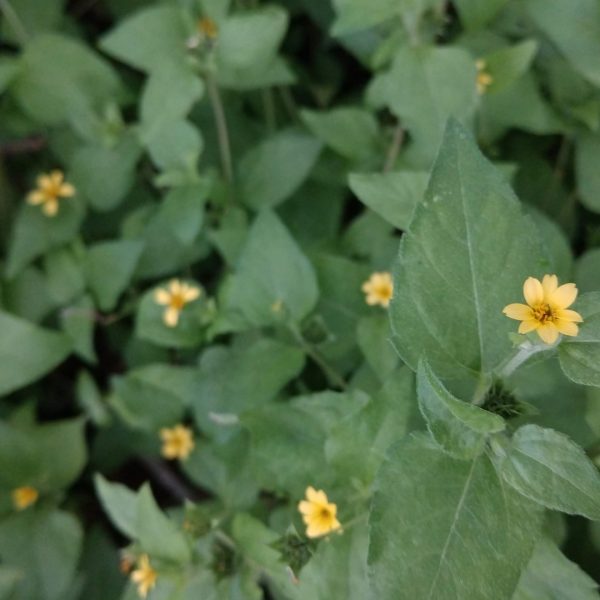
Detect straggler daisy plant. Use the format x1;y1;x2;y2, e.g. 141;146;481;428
27;170;75;216
131;554;157;598
160;424;195;461
503;274;583;345
298;486;341;538
154;279;201;327
362;272;393;308
476;59;493;94
11;486;38;510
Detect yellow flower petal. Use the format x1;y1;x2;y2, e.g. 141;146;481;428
163;306;180;327
298;500;313;514
554;320;579;337
168;279;182;295
27;190;46;205
182;285;201;302
549;283;578;309
503;303;533;321
306;486;327;504
518;319;539;334
42;199;59;216
541;274;558;298
59;182;76;197
523;277;543;306
536;323;559;345
154;288;171;305
555;308;583;323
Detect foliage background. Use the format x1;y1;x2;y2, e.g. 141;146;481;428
1;0;600;598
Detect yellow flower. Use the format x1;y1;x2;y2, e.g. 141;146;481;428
154;280;201;327
198;16;218;39
362;272;393;307
131;554;157;599
503;274;583;345
298;486;341;538
160;424;195;461
27;170;75;217
476;59;493;95
11;486;38;510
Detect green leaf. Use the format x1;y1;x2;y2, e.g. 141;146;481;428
70;135;141;211
0;509;83;600
454;0;508;30
483;40;538;95
145;119;203;173
85;240;144;312
576;248;600;294
192;337;305;434
348;170;429;230
524;0;600;87
99;6;190;73
513;536;599;599
575;132;600;213
331;0;400;35
417;360;505;459
12;34;123;126
224;211;319;329
216;7;294;90
493;425;600;520
0;0;64;43
368;434;542;600
368;47;477;165
0;311;71;397
43;246;86;305
6;199;85;278
301;107;382;163
94;474;138;539
356;314;399;381
240;129;322;210
61;294;97;363
559;292;600;387
136;484;191;563
389;120;549;378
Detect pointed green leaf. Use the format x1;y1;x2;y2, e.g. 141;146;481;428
389;120;550;378
368;434;542;600
94;474;138;539
417;360;505;459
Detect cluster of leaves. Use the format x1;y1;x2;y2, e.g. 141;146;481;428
0;0;600;598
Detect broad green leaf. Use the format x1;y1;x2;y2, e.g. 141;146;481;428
76;371;111;427
389;120;549;378
145;119;203;173
94;474;138;539
42;246;85;305
368;434;542;600
483;40;538;95
0;0;64;43
348;170;429;230
61;294;97;363
0;565;21;600
136;484;191;563
368;47;477;165
575;132;600;213
240;129;322;210
454;0;508;30
99;6;190;73
513;536;599;600
417;360;505;459
140;60;204;141
216;7;294;90
524;0;600;87
559;292;600;387
12;34;123;126
331;0;399;35
301;107;382;163
356;314;399;381
0;311;71;396
0;58;18;93
6;199;85;278
493;425;600;520
192;337;305;434
0;509;83;600
85;240;144;311
576;248;600;294
70;135;141;211
224;211;319;329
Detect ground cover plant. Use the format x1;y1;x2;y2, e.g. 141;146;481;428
1;0;600;598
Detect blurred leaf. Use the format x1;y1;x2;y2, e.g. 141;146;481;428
575;248;600;294
95;474;138;539
575;132;600;214
61;294;97;363
483;40;538;94
146;119;203;173
454;0;508;30
0;311;71;397
356;314;399;381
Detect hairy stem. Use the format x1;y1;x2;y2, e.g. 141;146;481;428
206;71;234;185
383;123;404;173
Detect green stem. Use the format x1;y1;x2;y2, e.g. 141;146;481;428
262;88;276;132
383;122;404;172
0;0;29;45
205;71;234;185
497;342;552;379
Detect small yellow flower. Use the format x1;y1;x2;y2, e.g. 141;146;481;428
27;170;75;217
154;279;201;327
11;486;38;511
198;16;218;39
298;486;341;538
362;272;393;308
476;59;493;95
503;274;583;345
160;424;195;461
131;554;157;599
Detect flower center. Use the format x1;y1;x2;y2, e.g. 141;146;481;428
319;507;332;520
376;283;392;300
532;303;555;324
169;293;186;310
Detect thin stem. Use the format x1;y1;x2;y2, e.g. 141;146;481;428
497;342;552;379
383;123;404;173
262;88;276;132
288;324;348;390
471;374;491;406
138;457;201;502
205;71;234;185
278;87;300;123
0;0;29;45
